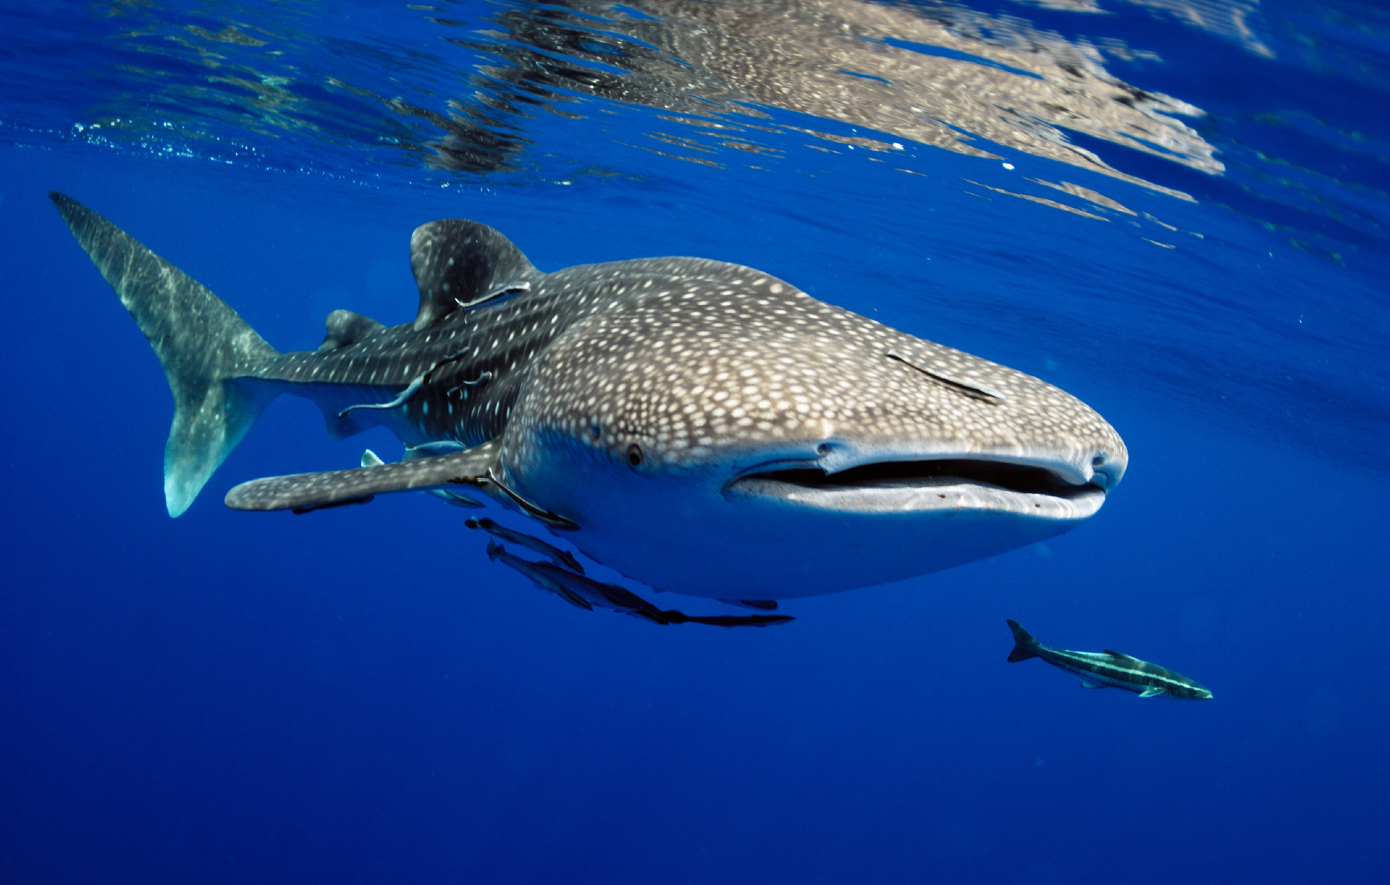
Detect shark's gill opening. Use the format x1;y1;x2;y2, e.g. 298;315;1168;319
741;459;1095;498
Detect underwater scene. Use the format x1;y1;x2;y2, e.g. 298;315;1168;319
2;0;1387;882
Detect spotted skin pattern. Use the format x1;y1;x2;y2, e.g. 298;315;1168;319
54;193;1127;599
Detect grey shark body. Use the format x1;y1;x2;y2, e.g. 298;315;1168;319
52;192;1127;600
1006;619;1212;699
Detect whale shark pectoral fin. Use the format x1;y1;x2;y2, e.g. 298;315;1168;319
225;440;502;512
365;448;484;507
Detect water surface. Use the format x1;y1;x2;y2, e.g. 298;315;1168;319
1;1;1387;882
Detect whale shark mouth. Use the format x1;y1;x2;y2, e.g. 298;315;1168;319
725;459;1107;519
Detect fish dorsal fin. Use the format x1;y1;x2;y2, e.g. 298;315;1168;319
317;309;384;353
1104;649;1138;662
409;219;538;331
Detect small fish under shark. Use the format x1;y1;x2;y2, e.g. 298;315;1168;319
51;192;1127;607
485;541;790;627
1006;619;1212;699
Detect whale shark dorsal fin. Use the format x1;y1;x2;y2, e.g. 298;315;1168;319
409;219;539;331
224;440;503;513
318;309;384;353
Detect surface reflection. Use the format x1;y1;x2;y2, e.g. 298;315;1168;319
435;0;1217;196
78;0;1227;197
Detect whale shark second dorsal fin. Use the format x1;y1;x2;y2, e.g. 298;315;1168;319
409;218;539;331
317;309;384;353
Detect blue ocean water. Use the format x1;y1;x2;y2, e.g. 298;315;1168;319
2;0;1388;882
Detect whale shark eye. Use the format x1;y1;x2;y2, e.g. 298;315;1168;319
627;444;643;468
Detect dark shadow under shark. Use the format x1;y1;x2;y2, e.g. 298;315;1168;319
51;192;1127;617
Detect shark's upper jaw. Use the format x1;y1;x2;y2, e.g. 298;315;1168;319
724;453;1109;520
721;425;1126;519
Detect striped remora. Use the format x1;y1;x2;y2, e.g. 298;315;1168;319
1006;619;1213;699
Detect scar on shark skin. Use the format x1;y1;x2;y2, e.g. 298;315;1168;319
886;351;1006;404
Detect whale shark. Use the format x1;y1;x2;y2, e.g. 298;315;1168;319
52;192;1126;600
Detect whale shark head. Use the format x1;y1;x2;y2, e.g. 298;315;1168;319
500;259;1126;598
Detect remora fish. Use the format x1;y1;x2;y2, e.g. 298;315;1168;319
52;192;1127;599
466;516;585;574
485;542;790;627
1006;619;1213;699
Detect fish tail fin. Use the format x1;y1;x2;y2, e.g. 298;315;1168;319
1006;618;1041;662
486;540;504;562
51;193;280;517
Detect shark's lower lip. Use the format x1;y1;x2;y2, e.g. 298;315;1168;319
724;460;1107;518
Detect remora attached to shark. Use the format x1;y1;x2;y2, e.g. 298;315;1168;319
1006;619;1213;699
51;192;1127;599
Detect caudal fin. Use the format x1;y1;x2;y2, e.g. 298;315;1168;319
51;193;280;516
1006;618;1041;662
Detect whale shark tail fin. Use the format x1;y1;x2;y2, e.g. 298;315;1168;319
51;193;281;517
1006;618;1042;662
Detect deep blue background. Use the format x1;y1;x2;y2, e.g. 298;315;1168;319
3;1;1389;882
